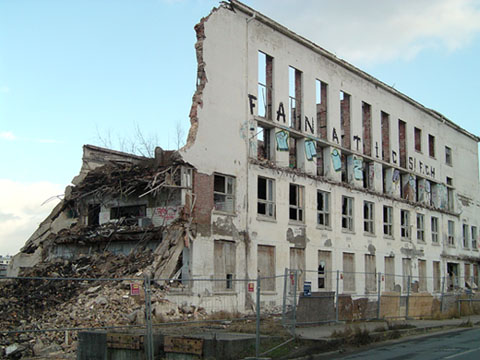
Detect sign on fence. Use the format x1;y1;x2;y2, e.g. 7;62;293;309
130;283;141;296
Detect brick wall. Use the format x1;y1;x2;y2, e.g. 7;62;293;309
381;111;390;161
193;172;214;225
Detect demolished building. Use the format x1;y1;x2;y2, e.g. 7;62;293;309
9;0;480;314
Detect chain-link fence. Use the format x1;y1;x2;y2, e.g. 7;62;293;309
2;269;479;359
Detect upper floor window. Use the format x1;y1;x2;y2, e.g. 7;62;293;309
472;226;478;249
257;51;273;119
214;174;235;213
257;177;275;218
289;66;302;131
445;146;452;166
363;201;374;234
400;210;410;239
289;183;304;222
416;213;425;242
383;206;393;237
463;224;469;248
428;134;435;157
317;191;330;227
414;127;422;152
447;220;455;246
431;216;439;243
342;196;354;232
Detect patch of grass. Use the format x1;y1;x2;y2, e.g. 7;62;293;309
373;325;386;332
459;319;473;328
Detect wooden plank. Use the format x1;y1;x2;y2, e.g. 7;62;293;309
164;336;203;355
106;333;143;350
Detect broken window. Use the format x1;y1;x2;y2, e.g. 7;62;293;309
365;254;376;293
214;240;236;291
257;125;272;160
402;258;412;293
381;111;390;162
289;183;304;222
316;79;328;140
463;224;469;248
433;261;441;292
400;210;410;240
289;248;305;292
445;146;452;166
343;252;355;292
257;51;273;119
428;134;435;157
257;177;275;218
340;91;351;149
257;245;275;291
383;206;393;237
289;136;297;169
447;262;459;289
88;203;101;226
289;66;302;131
399;119;407;168
418;259;427;292
341;196;354;232
384;256;395;292
465;263;472;286
414;127;422;152
431;216;439;243
362;102;372;156
446;178;454;212
363;201;374;234
416;213;425;242
448;220;455;246
318;250;332;291
110;204;146;224
317;190;330;228
214;174;235;213
471;226;477;250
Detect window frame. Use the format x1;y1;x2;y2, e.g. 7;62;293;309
414;127;422;152
463;224;469;248
213;174;236;214
383;205;393;237
447;220;455;246
289;183;305;222
416;213;425;242
317;190;330;228
472;226;478;250
445;146;452;166
342;196;354;232
428;134;435;158
363;201;375;234
257;176;275;218
400;209;410;240
431;216;439;244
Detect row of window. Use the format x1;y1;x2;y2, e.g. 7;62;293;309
256;175;477;248
215;241;478;293
257;51;454;168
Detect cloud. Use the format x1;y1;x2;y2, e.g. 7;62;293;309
250;0;480;64
0;179;65;255
0;85;9;93
0;131;16;141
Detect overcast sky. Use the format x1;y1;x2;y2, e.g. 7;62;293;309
1;0;480;255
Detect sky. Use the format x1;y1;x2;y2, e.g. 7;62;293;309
1;0;480;255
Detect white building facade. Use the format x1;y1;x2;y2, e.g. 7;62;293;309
177;1;480;310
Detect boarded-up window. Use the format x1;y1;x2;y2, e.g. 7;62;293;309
384;257;395;292
214;240;236;291
289;248;305;291
258;245;275;291
343;253;355;292
433;261;441;292
418;260;427;292
402;258;412;293
365;254;376;293
318;250;332;291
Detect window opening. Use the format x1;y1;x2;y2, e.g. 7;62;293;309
289;66;302;131
257;177;275;218
342;196;354;231
289;184;304;222
316;79;328;140
257;51;273;119
317;191;330;227
340;91;351;149
362;102;372;156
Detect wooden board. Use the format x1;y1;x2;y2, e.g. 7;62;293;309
164;336;203;355
106;333;144;350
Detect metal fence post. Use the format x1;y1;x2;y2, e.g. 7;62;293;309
335;270;340;323
144;275;154;360
292;270;298;338
377;272;382;320
282;268;288;326
255;275;261;359
405;275;411;319
440;275;446;312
